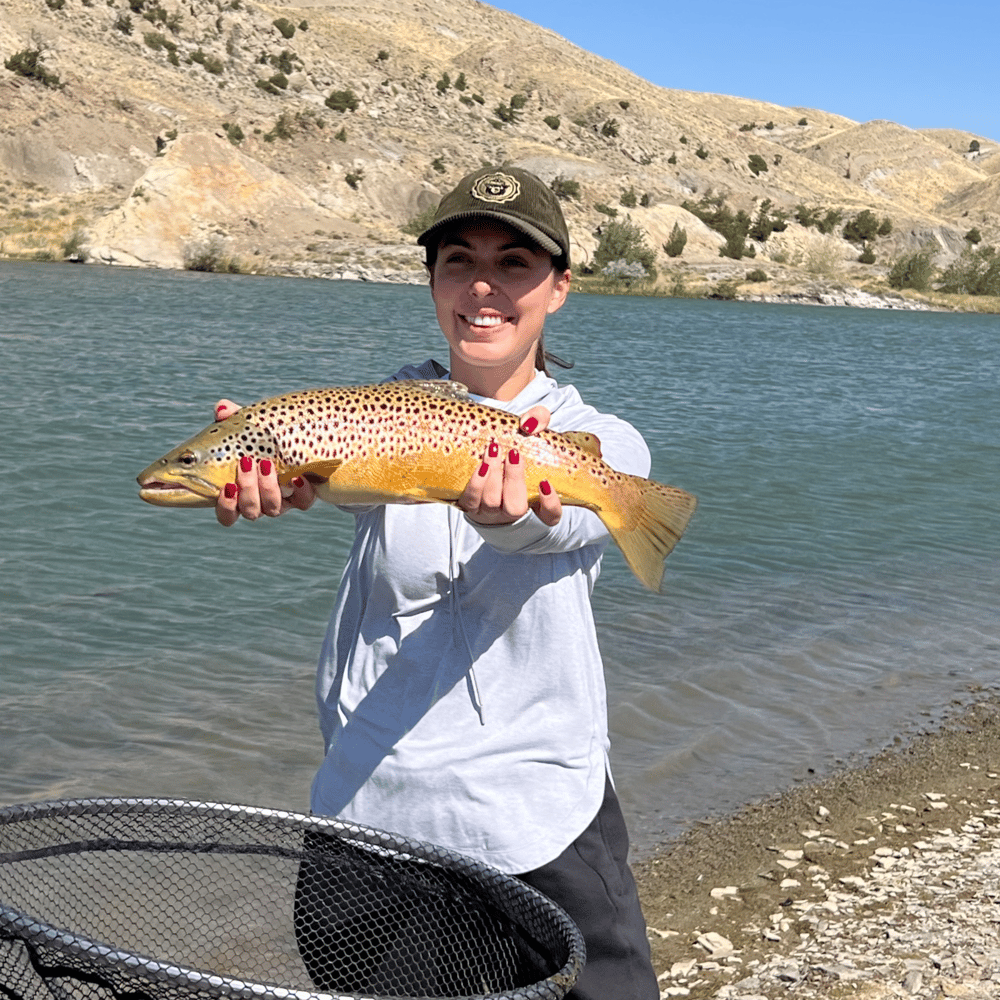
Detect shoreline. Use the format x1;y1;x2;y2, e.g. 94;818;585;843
634;696;1000;998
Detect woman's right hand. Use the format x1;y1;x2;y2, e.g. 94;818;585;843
212;399;316;526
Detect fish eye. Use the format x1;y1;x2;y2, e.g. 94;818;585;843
178;451;197;465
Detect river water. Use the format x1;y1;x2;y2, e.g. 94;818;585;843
2;260;997;854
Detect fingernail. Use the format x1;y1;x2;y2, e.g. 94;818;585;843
240;456;253;473
488;439;499;458
508;449;520;465
259;459;272;476
292;476;305;489
478;461;490;477
224;483;239;499
215;403;226;415
539;479;551;495
521;416;538;435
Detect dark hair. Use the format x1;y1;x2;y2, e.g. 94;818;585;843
424;224;573;376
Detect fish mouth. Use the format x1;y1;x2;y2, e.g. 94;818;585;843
137;477;218;507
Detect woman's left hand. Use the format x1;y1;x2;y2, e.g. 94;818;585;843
459;406;562;527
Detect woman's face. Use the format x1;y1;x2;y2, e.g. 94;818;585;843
429;219;570;399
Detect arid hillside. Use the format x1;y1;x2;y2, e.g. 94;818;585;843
1;0;997;298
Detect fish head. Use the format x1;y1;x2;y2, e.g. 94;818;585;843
136;412;272;507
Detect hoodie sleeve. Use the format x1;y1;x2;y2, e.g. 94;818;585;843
466;406;651;556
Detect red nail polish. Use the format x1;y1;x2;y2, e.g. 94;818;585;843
509;449;520;465
259;459;272;476
240;456;253;474
539;479;551;496
215;403;226;414
292;476;305;489
488;440;499;458
224;483;238;499
522;416;538;435
478;461;490;477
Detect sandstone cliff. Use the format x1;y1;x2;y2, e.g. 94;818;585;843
1;0;996;294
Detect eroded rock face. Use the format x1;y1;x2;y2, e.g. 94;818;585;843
86;132;358;268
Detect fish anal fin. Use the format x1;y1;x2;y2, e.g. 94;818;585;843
562;431;603;458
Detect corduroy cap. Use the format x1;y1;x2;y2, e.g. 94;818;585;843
418;166;571;266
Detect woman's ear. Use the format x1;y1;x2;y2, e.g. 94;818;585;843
547;268;571;315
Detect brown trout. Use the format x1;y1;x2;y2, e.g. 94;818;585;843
137;380;696;591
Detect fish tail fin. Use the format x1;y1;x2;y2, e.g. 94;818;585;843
604;477;697;592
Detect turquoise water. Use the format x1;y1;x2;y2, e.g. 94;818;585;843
2;260;997;852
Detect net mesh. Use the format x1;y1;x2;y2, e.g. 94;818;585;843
0;798;583;1000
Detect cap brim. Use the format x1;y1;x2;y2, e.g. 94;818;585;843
417;210;563;258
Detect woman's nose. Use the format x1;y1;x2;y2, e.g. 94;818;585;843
470;274;495;295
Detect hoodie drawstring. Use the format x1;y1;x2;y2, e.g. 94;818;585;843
448;506;485;725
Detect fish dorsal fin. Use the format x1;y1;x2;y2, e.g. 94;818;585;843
280;458;344;485
562;431;603;458
396;379;474;403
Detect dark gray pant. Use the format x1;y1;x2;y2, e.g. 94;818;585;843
517;776;659;1000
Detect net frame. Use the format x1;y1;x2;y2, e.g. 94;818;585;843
0;797;585;1000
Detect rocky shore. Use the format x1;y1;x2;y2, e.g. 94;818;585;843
635;698;1000;999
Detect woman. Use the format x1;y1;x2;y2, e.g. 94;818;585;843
215;166;660;1000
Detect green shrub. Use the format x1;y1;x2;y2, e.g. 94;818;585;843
877;216;893;237
550;176;580;201
4;48;61;87
739;122;755;132
594;203;618;218
436;73;450;93
619;187;637;208
858;244;876;264
888;249;936;291
601;118;620;138
964;227;982;244
662;222;687;258
510;93;527;110
222;122;244;144
937;244;1000;295
748;199;787;243
263;112;295;141
746;268;768;282
334;127;347;142
695;145;709;159
61;229;88;262
273;17;295;38
345;169;364;189
640;193;650;207
747;154;768;176
679;135;688;144
454;72;466;90
326;89;359;112
184;241;242;273
618;100;629;110
544;115;560;130
667;152;677;165
45;0;66;9
431;156;446;173
969;139;980;152
493;103;519;124
843;209;880;243
376;49;389;61
593;217;657;277
816;208;844;235
798;117;808;126
267;72;288;90
401;205;438;237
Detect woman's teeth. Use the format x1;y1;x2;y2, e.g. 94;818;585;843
465;315;504;327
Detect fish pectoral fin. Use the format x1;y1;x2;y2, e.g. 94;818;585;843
562;431;603;458
282;459;344;485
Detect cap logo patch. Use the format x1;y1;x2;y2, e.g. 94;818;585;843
470;171;521;205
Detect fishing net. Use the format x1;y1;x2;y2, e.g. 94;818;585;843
0;798;584;1000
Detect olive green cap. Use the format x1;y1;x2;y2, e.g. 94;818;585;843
418;165;571;266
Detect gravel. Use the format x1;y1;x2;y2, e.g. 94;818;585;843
634;697;1000;999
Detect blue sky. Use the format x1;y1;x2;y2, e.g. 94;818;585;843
491;0;999;142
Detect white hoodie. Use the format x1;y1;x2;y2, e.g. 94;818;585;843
310;359;651;873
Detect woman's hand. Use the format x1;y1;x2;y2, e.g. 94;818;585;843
212;399;316;526
459;406;562;527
